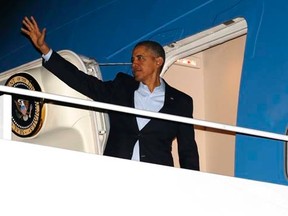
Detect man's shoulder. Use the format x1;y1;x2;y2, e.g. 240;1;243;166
165;82;192;102
114;72;139;90
164;82;193;116
115;72;133;80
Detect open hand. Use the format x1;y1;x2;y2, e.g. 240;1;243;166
21;16;50;54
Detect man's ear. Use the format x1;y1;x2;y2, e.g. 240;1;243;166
156;57;164;66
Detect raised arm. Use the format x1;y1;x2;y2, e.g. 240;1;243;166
21;16;50;55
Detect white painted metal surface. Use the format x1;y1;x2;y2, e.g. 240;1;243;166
0;138;287;216
0;95;11;140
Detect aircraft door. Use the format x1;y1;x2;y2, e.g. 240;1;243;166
0;50;109;155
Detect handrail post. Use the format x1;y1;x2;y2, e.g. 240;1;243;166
0;94;12;140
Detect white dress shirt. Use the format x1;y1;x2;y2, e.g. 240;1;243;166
42;49;53;61
131;79;165;161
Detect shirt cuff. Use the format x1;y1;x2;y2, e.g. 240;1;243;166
42;49;53;62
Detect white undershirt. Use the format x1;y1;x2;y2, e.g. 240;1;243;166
131;79;165;161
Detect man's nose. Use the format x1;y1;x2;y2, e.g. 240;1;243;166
131;59;139;67
131;57;137;64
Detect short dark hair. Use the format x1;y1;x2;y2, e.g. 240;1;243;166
133;40;166;70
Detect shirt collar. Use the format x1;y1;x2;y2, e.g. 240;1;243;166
138;78;165;94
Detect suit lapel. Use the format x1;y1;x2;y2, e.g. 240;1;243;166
126;79;140;132
159;81;176;114
140;81;177;132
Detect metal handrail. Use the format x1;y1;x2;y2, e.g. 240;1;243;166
1;85;287;142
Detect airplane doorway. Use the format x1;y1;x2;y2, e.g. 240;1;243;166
162;18;247;176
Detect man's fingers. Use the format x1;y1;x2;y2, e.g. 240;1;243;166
20;27;30;35
40;28;46;41
22;18;29;29
22;16;38;32
30;16;39;30
24;17;32;26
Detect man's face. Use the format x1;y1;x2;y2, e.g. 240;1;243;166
131;45;162;83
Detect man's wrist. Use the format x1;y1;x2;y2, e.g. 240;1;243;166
39;43;50;55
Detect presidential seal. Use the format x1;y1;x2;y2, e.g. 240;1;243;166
5;73;45;137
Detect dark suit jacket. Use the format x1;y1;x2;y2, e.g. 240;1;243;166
43;51;199;170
